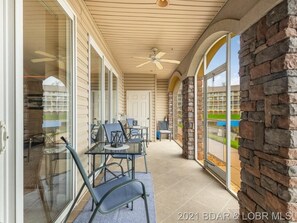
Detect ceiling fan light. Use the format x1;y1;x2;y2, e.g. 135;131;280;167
156;0;168;7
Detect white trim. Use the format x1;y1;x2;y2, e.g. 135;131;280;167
54;0;77;222
226;33;232;190
203;53;208;167
102;57;106;123
88;35;92;152
205;35;226;57
109;70;113;123
57;0;75;19
89;36;104;58
205;63;227;79
15;0;23;221
88;35;104;150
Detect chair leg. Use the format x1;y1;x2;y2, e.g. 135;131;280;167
126;158;131;177
89;205;100;223
143;194;150;223
144;155;148;174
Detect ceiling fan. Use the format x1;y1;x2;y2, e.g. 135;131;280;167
134;48;180;70
31;51;65;70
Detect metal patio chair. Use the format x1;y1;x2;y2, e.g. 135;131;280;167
61;137;150;223
126;118;141;139
158;121;172;141
118;121;148;173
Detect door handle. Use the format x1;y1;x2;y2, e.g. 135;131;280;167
0;121;8;155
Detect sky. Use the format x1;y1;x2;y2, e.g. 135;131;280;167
206;35;240;87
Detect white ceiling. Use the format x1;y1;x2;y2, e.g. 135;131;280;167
84;0;227;78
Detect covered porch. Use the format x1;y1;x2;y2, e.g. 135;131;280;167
10;0;297;222
67;140;239;222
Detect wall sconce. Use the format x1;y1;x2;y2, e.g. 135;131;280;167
156;0;169;7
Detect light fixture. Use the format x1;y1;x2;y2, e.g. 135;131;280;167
156;0;168;7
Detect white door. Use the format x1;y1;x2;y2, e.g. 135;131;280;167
126;91;150;128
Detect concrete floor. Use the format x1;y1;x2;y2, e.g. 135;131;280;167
69;140;240;222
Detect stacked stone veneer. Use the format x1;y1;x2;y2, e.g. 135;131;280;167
238;0;297;221
197;76;204;160
168;92;173;132
182;77;195;159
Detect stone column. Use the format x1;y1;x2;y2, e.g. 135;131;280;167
238;0;297;221
197;77;204;160
182;76;195;159
168;92;173;132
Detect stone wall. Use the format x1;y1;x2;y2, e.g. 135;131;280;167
182;76;195;159
197;76;204;160
238;0;297;221
168;92;173;132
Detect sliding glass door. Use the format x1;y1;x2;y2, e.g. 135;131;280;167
23;0;75;222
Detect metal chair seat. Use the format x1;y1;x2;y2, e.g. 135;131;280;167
94;175;143;213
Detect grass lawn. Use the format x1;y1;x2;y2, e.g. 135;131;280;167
208;113;240;120
208;133;239;149
43;112;67;120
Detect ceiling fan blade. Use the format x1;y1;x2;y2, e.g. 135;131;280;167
133;56;151;60
155;61;163;70
159;59;180;64
31;58;56;63
155;52;166;59
136;61;151;68
34;51;56;58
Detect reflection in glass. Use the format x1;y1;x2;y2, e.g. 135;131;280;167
206;72;227;173
23;0;73;222
90;46;103;145
105;67;110;123
112;74;118;123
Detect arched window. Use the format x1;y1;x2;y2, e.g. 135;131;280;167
196;34;240;193
173;83;183;146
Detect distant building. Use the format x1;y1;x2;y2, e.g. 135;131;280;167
207;85;240;114
42;79;68;113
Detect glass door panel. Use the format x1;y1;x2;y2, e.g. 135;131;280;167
105;67;110;123
230;35;241;192
205;71;227;180
90;46;103;145
23;0;73;221
112;74;118;123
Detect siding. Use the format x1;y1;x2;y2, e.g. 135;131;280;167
156;79;169;123
67;0;125;189
124;73;157;141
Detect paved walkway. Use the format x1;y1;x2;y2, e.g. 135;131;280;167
137;140;240;222
69;140;240;222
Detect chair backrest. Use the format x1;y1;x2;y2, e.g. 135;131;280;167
102;123;126;143
158;121;169;130
118;121;129;141
60;137;99;204
126;118;134;127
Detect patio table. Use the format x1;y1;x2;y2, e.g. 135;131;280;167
85;142;142;182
